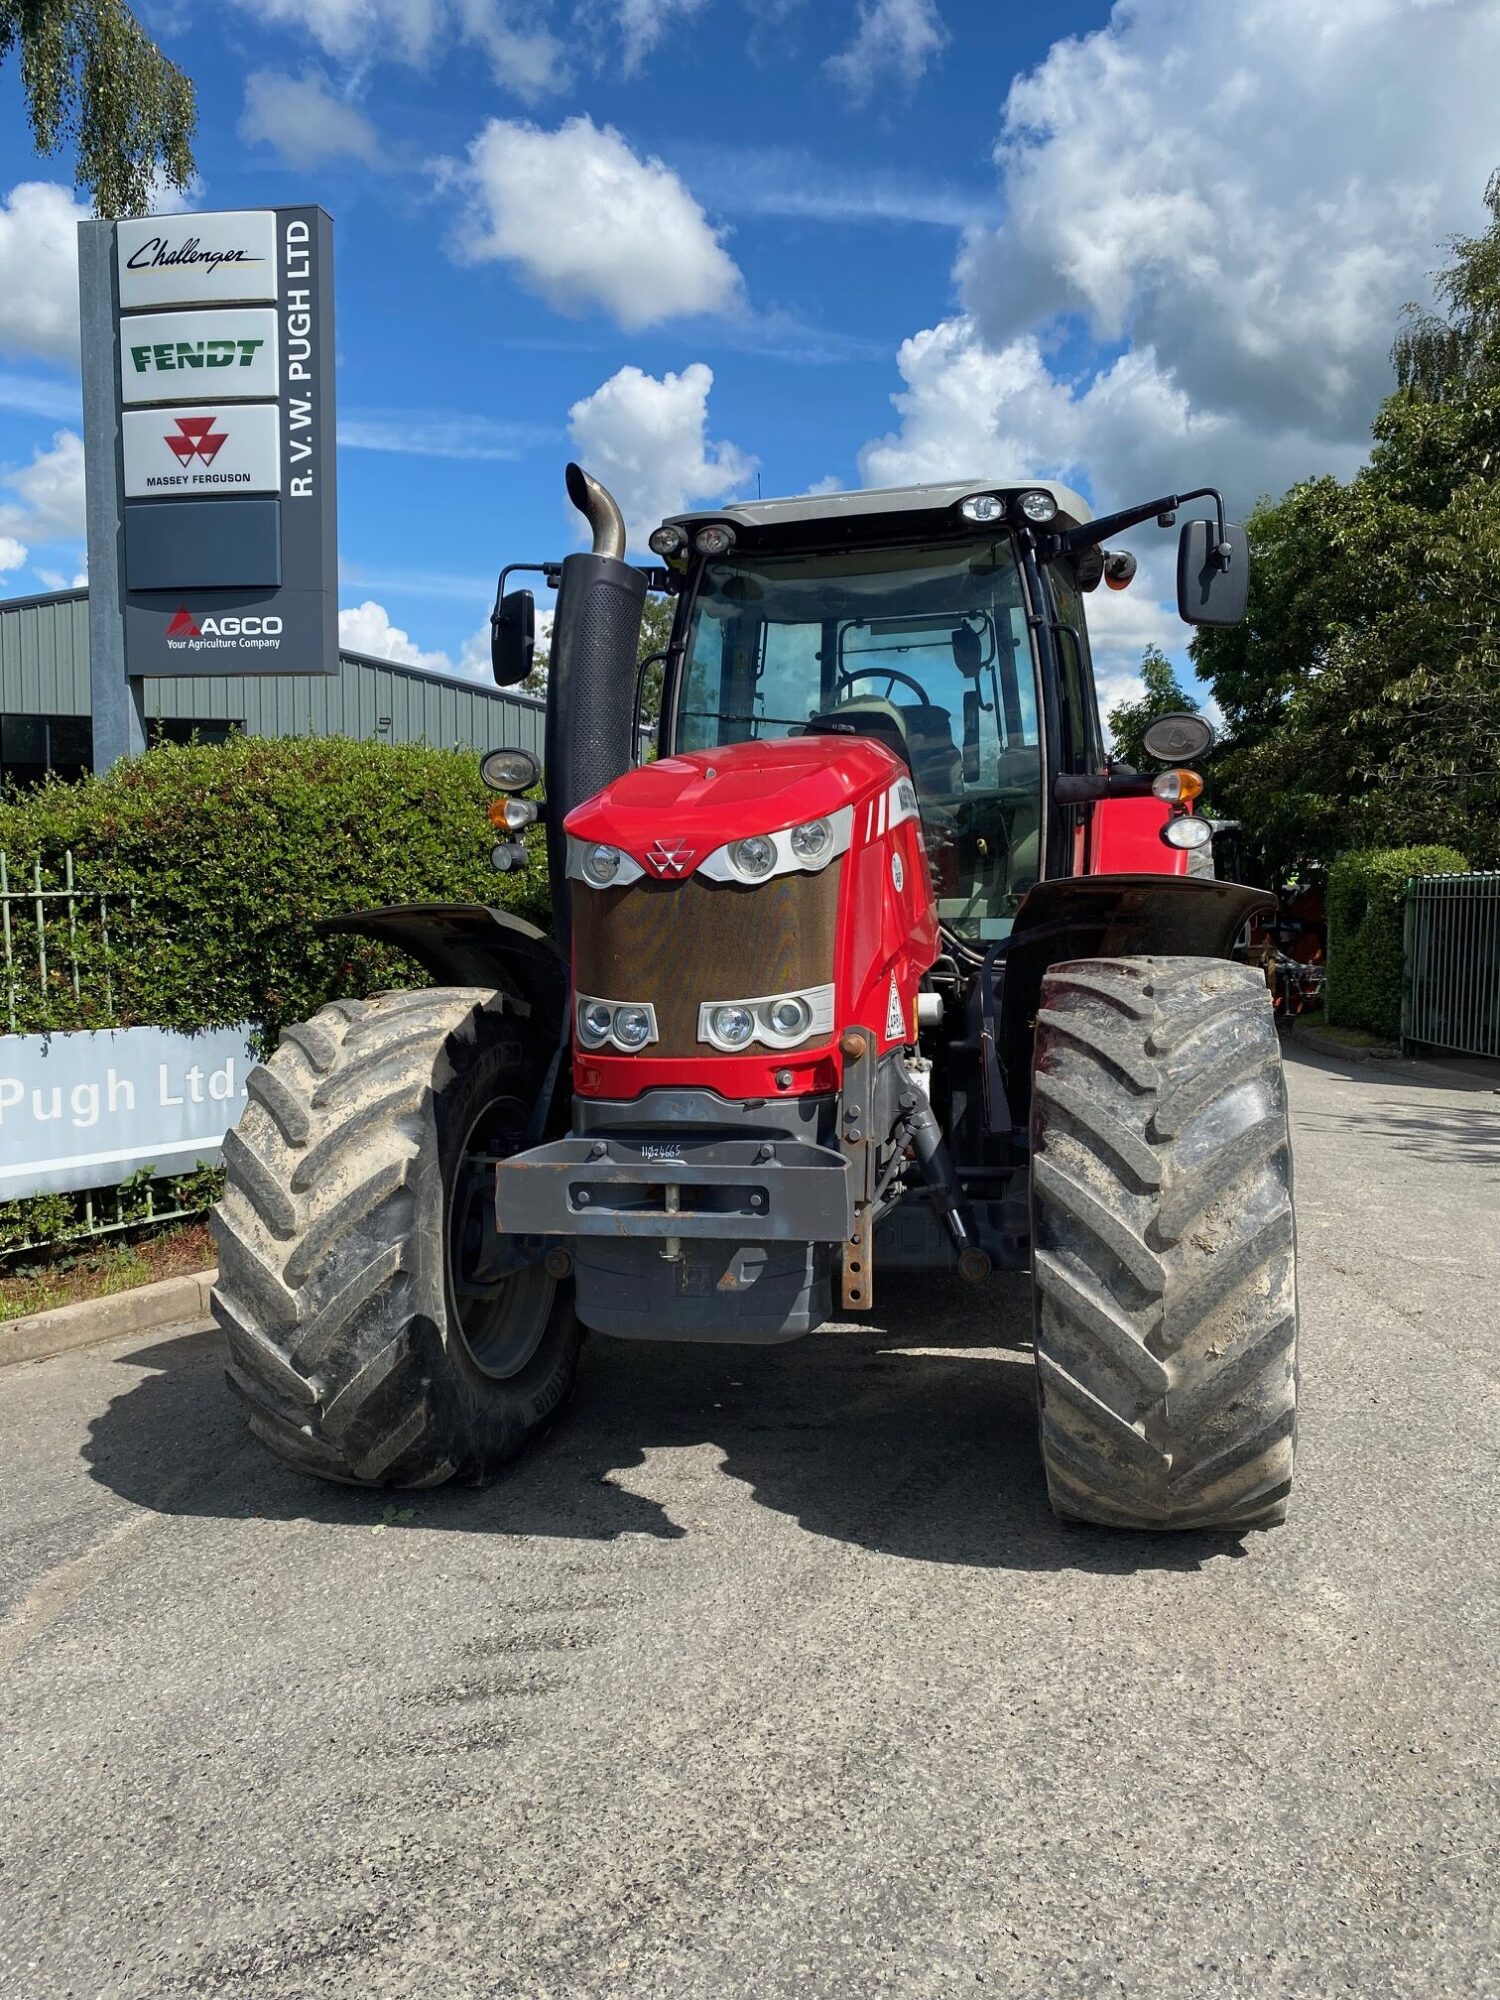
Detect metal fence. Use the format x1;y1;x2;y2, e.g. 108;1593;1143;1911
1403;872;1500;1058
0;850;206;1250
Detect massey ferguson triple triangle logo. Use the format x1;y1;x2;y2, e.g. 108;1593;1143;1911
645;838;696;875
165;414;228;465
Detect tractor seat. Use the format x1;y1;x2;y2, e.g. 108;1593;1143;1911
799;696;914;773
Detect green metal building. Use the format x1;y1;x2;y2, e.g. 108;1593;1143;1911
0;588;542;785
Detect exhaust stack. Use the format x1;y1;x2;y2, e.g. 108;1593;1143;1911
544;463;647;949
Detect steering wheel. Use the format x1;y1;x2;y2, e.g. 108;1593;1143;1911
836;665;931;706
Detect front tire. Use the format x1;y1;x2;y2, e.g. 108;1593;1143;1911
211;987;581;1488
1029;956;1298;1531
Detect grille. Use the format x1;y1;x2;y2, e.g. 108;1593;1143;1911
573;861;843;1058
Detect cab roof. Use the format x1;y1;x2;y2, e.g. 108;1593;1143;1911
661;477;1092;548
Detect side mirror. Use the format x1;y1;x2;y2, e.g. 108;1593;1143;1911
1177;518;1249;627
491;587;535;687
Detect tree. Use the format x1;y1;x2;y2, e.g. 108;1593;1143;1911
1105;645;1200;768
1;0;195;218
1192;167;1500;878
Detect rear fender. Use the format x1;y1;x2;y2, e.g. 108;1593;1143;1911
996;874;1275;1125
316;902;567;1032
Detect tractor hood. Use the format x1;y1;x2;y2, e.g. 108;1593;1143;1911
564;736;904;854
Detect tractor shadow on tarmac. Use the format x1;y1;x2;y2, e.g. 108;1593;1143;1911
85;1276;1250;1577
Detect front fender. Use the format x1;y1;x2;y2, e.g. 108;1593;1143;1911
316;902;567;1030
997;874;1275;1122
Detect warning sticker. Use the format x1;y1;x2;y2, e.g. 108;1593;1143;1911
885;975;906;1042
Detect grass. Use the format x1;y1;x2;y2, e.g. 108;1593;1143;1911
0;1218;215;1323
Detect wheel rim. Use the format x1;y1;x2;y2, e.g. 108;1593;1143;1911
446;1093;556;1381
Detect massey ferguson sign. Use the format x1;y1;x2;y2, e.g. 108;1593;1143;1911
80;204;338;686
122;403;281;496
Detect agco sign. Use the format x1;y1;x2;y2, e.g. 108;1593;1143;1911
165;607;284;653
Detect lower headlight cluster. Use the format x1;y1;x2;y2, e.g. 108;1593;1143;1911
576;995;659;1052
698;983;835;1053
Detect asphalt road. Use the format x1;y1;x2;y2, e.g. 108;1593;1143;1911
3;1045;1498;2000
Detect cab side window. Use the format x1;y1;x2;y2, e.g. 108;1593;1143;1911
1049;568;1102;775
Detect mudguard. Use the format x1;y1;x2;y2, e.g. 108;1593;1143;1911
316;902;567;1027
996;874;1275;1122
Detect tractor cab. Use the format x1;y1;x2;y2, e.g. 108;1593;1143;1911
654;480;1098;944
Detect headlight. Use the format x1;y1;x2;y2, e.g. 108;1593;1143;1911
1015;489;1058;524
613;1006;652;1049
578;1000;614;1046
648;524;684;557
575;995;658;1052
1162;816;1213;850
768;995;811;1038
959;493;1005;524
480;746;540;793
698;806;853;885
711;1004;756;1048
694;523;736;557
582;842;622;885
699;985;834;1053
728;835;776;880
789;817;833;864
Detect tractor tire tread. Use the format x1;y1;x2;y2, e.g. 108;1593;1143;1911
1031;954;1298;1532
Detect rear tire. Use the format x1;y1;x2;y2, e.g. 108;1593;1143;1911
1029;956;1298;1531
211;987;581;1488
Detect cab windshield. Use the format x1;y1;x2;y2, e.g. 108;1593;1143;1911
672;538;1043;940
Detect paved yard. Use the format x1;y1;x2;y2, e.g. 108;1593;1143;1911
2;1046;1498;1999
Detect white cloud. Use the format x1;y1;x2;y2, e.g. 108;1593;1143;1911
0;183;88;366
338;599;503;683
827;0;947;100
0;430;86;547
955;0;1500;474
446;115;743;330
859;314;1366;523
230;0;567;99
0;535;27;571
583;0;710;73
568;361;755;546
338;410;550;459
240;71;380;167
0;371;80;420
339;599;455;672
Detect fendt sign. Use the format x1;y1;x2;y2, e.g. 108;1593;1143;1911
80;204;337;722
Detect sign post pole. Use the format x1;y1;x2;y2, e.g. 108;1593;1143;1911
78;219;147;772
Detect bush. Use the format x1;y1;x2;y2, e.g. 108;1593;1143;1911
1326;845;1468;1037
0;739;549;1254
0;735;549;1047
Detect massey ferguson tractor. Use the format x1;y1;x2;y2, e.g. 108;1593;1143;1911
213;464;1298;1532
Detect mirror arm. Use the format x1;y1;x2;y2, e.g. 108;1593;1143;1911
1054;771;1156;805
489;560;563;646
1050;487;1233;570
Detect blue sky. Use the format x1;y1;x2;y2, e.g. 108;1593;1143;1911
0;0;1496;705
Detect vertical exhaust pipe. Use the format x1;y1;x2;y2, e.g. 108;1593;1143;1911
545;463;646;951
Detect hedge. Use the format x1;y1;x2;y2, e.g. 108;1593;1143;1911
0;738;549;1249
0;734;549;1046
1326;845;1468;1038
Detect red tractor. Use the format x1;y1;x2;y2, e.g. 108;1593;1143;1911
213;466;1297;1532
